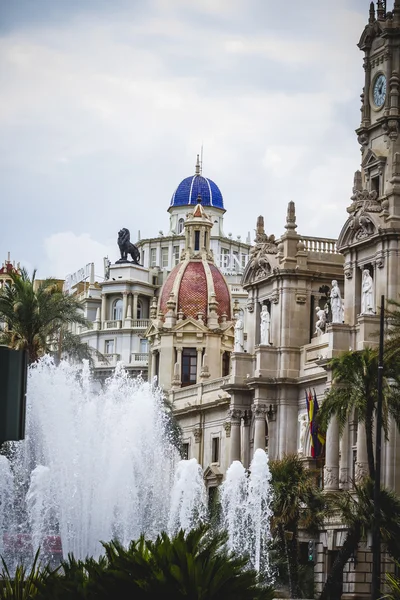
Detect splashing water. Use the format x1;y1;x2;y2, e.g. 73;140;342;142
0;358;206;566
220;449;273;576
0;358;273;576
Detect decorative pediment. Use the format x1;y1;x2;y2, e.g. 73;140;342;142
337;211;380;250
203;464;223;487
361;149;387;171
358;20;383;50
173;316;209;333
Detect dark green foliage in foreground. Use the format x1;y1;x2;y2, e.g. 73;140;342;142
0;526;274;600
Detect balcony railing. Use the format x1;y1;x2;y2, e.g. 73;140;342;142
104;320;122;329
299;236;337;254
132;319;150;330
130;352;149;366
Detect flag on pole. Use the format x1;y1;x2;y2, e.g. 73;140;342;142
305;389;325;458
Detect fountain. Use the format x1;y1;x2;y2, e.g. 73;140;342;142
0;358;273;576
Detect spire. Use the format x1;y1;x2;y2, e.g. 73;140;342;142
377;0;385;19
195;154;201;175
369;1;375;23
285;201;297;231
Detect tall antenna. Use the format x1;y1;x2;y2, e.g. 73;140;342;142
200;143;204;175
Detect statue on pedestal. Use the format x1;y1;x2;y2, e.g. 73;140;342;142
361;269;374;314
117;228;141;264
234;316;244;352
260;305;270;345
298;413;308;455
330;280;343;323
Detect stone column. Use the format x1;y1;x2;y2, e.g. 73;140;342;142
133;293;138;321
122;292;129;321
176;348;183;373
324;417;340;490
355;421;369;482
253;404;267;454
241;412;251;468
339;420;350;490
229;409;242;464
150;350;157;380
196;348;203;382
101;293;107;325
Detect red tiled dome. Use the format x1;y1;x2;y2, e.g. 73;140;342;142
159;261;231;321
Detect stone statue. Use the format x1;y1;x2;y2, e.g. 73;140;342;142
117;228;141;264
361;269;374;314
315;306;326;336
298;413;308;455
234;316;244;352
330;280;343;323
260;305;270;345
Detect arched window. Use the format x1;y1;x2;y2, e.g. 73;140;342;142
112;298;123;320
137;300;142;319
178;218;185;234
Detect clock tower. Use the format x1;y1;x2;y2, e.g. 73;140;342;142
356;0;400;220
338;1;400;328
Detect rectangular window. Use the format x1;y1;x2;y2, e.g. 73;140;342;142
140;339;148;353
212;437;220;463
173;245;180;265
194;230;200;251
182;443;189;460
371;175;380;195
141;250;145;265
241;254;247;268
150;248;157;267
105;339;114;354
181;348;197;386
220;248;229;269
232;251;239;272
161;247;169;268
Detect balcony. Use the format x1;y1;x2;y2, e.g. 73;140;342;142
130;352;149;366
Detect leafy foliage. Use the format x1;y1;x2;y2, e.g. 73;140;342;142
0;549;52;600
270;455;325;598
318;348;400;479
1;526;274;600
0;269;89;364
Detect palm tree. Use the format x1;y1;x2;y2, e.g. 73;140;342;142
318;348;400;480
319;479;400;600
270;454;326;599
0;268;90;364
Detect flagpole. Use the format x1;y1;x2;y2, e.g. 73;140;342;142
372;294;385;600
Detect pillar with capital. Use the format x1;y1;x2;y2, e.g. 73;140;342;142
133;293;138;321
101;293;107;325
253;404;267;454
196;348;203;382
229;408;242;464
241;410;251;468
324;417;340;490
339;420;350;490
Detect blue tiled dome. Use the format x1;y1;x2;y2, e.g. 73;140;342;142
170;159;224;209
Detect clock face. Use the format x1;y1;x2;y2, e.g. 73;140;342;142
373;74;387;108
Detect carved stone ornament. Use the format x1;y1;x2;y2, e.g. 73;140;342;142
347;189;381;215
339;467;349;488
344;267;353;280
349;213;376;240
323;466;339;489
355;461;368;483
224;421;232;437
383;118;400;141
229;408;243;423
270;290;279;304
357;131;369;147
246;298;254;313
193;427;202;443
376;256;385;269
296;293;307;304
252;404;267;420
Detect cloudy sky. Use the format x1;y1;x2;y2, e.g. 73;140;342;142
0;0;370;279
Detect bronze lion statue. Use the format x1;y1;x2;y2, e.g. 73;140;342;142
117;228;141;264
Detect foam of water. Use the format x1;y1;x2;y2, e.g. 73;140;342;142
0;358;273;575
220;448;273;575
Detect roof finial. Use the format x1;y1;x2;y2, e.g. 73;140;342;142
195;154;201;175
285;201;297;231
369;1;376;23
377;0;385;19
